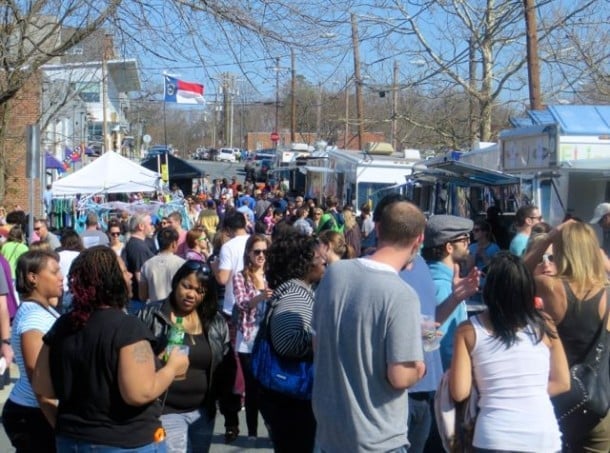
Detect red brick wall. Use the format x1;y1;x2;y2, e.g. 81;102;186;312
1;72;43;215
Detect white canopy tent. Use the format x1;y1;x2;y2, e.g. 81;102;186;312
52;151;161;196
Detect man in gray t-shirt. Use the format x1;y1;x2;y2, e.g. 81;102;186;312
312;196;426;452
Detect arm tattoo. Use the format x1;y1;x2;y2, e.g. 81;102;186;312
132;342;153;364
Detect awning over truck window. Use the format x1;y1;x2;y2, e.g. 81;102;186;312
412;160;519;186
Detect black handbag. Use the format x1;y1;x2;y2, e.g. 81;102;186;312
551;288;610;447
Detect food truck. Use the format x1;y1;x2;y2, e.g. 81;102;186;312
299;143;421;209
498;105;610;225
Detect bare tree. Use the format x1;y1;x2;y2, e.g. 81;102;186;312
346;0;604;146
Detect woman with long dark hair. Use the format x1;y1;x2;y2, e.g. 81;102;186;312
2;250;62;452
259;232;327;453
233;234;273;439
137;260;237;452
32;246;188;451
450;252;569;452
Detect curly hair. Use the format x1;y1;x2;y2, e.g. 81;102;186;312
169;261;218;325
69;246;129;328
265;232;319;289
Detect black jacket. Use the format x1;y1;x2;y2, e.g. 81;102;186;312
136;299;238;416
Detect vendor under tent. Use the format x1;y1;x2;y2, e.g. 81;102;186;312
52;151;161;196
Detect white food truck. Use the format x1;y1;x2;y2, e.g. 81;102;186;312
498;105;610;225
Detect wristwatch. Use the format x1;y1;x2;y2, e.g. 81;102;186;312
1;339;10;345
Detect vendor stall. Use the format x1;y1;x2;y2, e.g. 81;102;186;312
52;151;161;195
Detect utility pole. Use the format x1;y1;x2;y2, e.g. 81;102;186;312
222;73;231;146
344;75;349;148
316;82;322;139
275;57;280;141
391;60;399;152
524;0;542;110
291;49;296;143
101;34;111;153
351;13;365;151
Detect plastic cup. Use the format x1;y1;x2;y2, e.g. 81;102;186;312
421;314;441;352
167;344;190;380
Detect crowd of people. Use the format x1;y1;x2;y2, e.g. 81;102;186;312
0;180;609;452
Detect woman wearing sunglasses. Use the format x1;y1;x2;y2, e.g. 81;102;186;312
233;234;274;440
137;260;237;452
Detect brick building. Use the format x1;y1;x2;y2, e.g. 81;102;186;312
0;72;43;215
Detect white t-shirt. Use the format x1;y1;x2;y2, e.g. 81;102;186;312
218;234;250;315
58;250;81;292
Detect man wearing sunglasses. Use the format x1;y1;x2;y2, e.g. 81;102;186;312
509;205;542;257
421;214;478;372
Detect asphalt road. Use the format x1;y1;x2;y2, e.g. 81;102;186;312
187;158;248;183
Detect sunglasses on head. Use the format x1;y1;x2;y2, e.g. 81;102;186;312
184;260;213;277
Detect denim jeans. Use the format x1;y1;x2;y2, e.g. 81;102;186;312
407;392;433;453
161;407;215;453
56;436;166;452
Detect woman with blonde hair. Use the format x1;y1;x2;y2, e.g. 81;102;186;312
342;207;362;257
525;220;610;451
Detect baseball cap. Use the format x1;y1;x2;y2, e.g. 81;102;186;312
424;215;474;248
589;203;610;224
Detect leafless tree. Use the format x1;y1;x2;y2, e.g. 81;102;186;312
346;0;604;146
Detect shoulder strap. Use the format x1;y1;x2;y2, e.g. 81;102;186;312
582;287;610;364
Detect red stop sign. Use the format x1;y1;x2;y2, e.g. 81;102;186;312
270;131;280;142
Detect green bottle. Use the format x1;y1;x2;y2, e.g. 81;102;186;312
165;317;185;361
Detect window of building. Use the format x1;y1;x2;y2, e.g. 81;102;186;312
71;81;100;102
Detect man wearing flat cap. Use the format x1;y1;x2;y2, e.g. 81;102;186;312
422;214;476;370
590;202;610;259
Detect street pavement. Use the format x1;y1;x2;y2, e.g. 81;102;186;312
0;362;273;452
187;159;247;183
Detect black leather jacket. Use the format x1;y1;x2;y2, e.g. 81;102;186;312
137;299;238;416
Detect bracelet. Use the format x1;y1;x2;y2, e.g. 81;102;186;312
1;339;10;346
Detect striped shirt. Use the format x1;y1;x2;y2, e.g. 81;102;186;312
268;279;314;359
9;301;60;407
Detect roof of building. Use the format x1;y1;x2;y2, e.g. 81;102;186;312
509;105;610;135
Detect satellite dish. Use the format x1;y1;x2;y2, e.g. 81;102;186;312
143;134;152;144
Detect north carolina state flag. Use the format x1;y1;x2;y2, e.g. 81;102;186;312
164;75;205;105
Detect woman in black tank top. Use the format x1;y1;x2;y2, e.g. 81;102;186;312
525;220;610;452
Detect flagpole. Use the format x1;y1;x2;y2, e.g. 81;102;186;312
163;101;168;145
